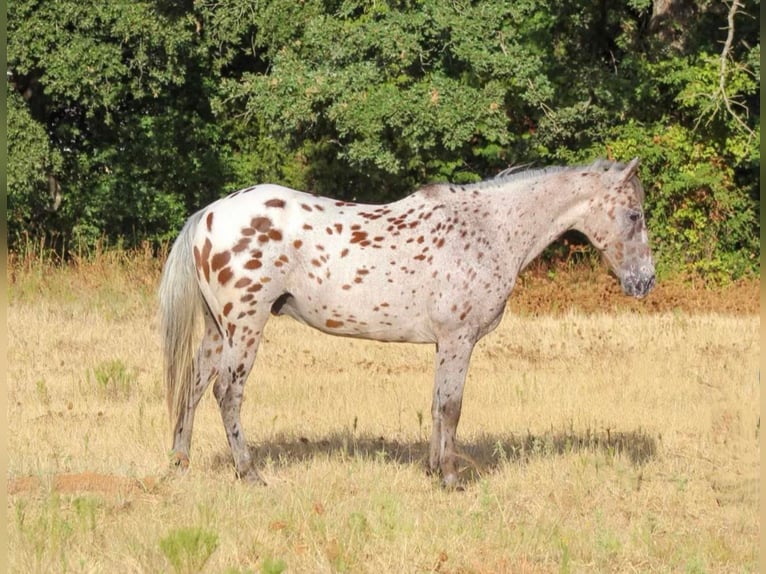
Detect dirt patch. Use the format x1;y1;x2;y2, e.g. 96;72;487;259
8;472;160;496
509;265;759;316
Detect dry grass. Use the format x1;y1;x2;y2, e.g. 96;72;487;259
6;257;760;573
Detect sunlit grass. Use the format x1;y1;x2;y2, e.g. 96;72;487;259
7;251;760;573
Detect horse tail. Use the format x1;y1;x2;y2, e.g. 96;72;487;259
159;210;204;432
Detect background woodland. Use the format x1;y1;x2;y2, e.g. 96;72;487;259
7;0;760;280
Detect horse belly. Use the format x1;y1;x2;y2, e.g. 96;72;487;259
277;287;436;343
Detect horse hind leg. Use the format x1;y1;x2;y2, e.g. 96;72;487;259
212;312;271;483
171;307;222;470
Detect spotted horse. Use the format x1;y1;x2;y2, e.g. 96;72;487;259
159;158;655;488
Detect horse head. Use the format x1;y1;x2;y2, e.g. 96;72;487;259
580;158;656;299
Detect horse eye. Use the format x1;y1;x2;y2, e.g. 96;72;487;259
628;211;642;223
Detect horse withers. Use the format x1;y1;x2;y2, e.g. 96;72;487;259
159;158;655;487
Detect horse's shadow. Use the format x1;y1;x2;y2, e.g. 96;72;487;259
212;427;658;483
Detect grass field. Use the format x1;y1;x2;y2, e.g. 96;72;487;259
7;255;761;573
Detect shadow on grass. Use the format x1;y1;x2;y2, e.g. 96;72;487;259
212;427;657;483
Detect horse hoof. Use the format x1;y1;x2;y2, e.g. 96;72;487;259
441;474;464;491
170;451;190;471
238;468;267;486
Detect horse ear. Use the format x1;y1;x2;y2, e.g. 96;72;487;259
619;157;640;184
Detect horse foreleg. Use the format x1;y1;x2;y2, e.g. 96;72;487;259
429;335;476;488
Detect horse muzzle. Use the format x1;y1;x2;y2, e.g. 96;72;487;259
621;267;656;299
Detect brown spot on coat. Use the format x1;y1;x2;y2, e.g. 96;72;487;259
193;246;202;274
265;198;286;208
199;238;212;282
232;238;251;253
350;231;368;244
206;212;214;231
211;251;231;272
251;217;272;232
218;267;234;285
293;240;303;249
325;319;344;328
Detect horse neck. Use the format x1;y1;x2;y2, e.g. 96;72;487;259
471;172;599;272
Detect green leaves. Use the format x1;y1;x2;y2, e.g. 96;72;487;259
214;0;548;192
6;0;760;278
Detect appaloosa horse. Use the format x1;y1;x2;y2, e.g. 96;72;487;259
159;158;655;487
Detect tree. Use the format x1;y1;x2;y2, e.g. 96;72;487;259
7;0;759;279
7;0;227;249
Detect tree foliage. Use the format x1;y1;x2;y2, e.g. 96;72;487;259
7;0;760;279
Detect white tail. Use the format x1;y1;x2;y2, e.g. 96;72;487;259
159;211;204;431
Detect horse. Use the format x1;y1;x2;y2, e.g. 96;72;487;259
159;158;655;488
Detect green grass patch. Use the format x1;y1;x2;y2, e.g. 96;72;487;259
159;526;219;574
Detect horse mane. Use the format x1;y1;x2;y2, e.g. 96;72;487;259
459;159;642;199
488;159;626;186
